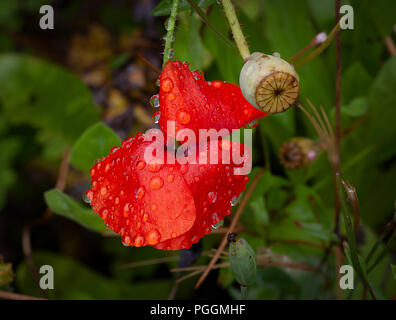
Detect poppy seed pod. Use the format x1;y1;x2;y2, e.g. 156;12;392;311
279;137;320;170
239;52;300;114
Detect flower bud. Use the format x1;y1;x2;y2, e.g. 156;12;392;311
279;137;320;170
229;237;256;287
239;52;300;114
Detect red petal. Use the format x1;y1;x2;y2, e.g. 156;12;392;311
88;133;196;248
158;61;267;140
154;140;250;250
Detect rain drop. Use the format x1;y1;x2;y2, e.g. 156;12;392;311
164;18;172;31
150;94;160;108
248;119;258;128
212;219;224;230
83;192;91;204
168;48;175;59
149;176;164;190
152;111;161;124
134;235;145;247
146;229;160;245
230;194;242;206
161;77;174;92
176;109;191;124
207;191;217;203
135;186;146;199
136;160;146;170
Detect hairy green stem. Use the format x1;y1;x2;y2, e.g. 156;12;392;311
163;0;180;68
221;0;250;59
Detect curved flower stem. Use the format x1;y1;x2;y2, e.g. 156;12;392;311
163;0;180;68
294;21;340;68
221;0;250;60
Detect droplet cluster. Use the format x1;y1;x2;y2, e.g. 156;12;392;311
86;133;249;250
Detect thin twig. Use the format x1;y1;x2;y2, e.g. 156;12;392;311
0;290;46;300
270;238;326;250
194;169;265;289
137;53;161;73
175;254;317;285
120;255;179;269
385;36;396;56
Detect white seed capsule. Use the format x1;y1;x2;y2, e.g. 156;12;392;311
239;52;300;114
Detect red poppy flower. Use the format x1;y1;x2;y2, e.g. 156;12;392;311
158;61;267;140
86;133;250;250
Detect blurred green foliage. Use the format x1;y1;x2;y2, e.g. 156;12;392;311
0;0;395;300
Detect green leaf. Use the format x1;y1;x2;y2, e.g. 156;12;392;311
0;134;20;209
249;196;269;226
16;251;172;299
367;56;396;163
0;54;101;145
341;97;368;117
342;62;372;104
203;6;242;83
151;0;216;16
392;265;396;281
70;122;121;174
44;189;106;233
173;13;212;70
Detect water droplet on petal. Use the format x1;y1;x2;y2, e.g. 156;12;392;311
149;176;164;190
124;236;131;246
123;203;130;217
100;187;107;195
168;93;175;101
83;192;92;204
207;191;217;203
134;235;145;247
161;78;174;92
146;229;160;245
135;186;146;199
248;119;258;128
152;111;161;124
230;194;242;206
148;159;164;172
101;209;108;219
212;219;224;230
150;94;160;108
136;160;146;170
176;109;191;124
180;164;188;174
167;174;175;183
